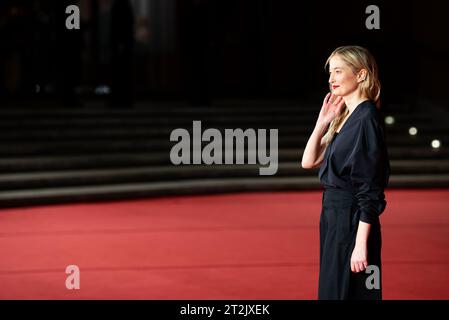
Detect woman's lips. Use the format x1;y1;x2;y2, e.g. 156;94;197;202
332;85;340;89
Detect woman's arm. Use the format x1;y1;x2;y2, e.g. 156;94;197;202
301;93;345;169
301;123;328;169
349;116;389;273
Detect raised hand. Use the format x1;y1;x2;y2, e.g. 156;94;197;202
318;93;345;126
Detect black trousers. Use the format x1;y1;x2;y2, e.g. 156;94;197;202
318;188;382;300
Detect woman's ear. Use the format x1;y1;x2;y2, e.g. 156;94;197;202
357;69;367;83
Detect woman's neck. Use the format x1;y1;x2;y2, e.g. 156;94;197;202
343;90;368;113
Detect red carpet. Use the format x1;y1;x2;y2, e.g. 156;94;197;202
0;189;448;299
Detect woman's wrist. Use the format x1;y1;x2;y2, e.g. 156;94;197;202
315;121;329;134
355;221;371;246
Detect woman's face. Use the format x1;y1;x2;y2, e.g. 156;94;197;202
328;55;360;97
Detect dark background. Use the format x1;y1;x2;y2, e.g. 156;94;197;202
0;0;448;108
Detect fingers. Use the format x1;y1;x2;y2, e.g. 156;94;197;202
358;262;365;272
352;261;361;273
351;261;360;273
336;100;345;114
323;92;331;105
328;94;344;106
351;261;369;273
338;96;345;105
330;96;345;115
333;95;342;104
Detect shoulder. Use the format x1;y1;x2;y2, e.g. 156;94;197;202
347;101;387;143
354;100;384;128
357;100;381;119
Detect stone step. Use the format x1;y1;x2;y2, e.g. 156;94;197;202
0;126;448;141
0;134;448;156
0;113;439;128
1;174;448;208
1;160;448;191
0;147;447;173
0;99;446;207
0;103;434;116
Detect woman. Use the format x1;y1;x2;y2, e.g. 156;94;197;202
301;46;390;300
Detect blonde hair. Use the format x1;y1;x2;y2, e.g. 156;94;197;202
322;45;381;145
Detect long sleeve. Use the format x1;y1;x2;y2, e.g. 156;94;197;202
349;117;389;224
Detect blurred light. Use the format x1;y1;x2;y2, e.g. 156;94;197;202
385;116;395;125
431;139;441;149
408;127;418;135
35;84;41;93
95;85;111;95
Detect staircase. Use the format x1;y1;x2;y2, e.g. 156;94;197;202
1;99;448;207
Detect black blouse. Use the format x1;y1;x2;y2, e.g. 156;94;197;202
318;100;391;224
